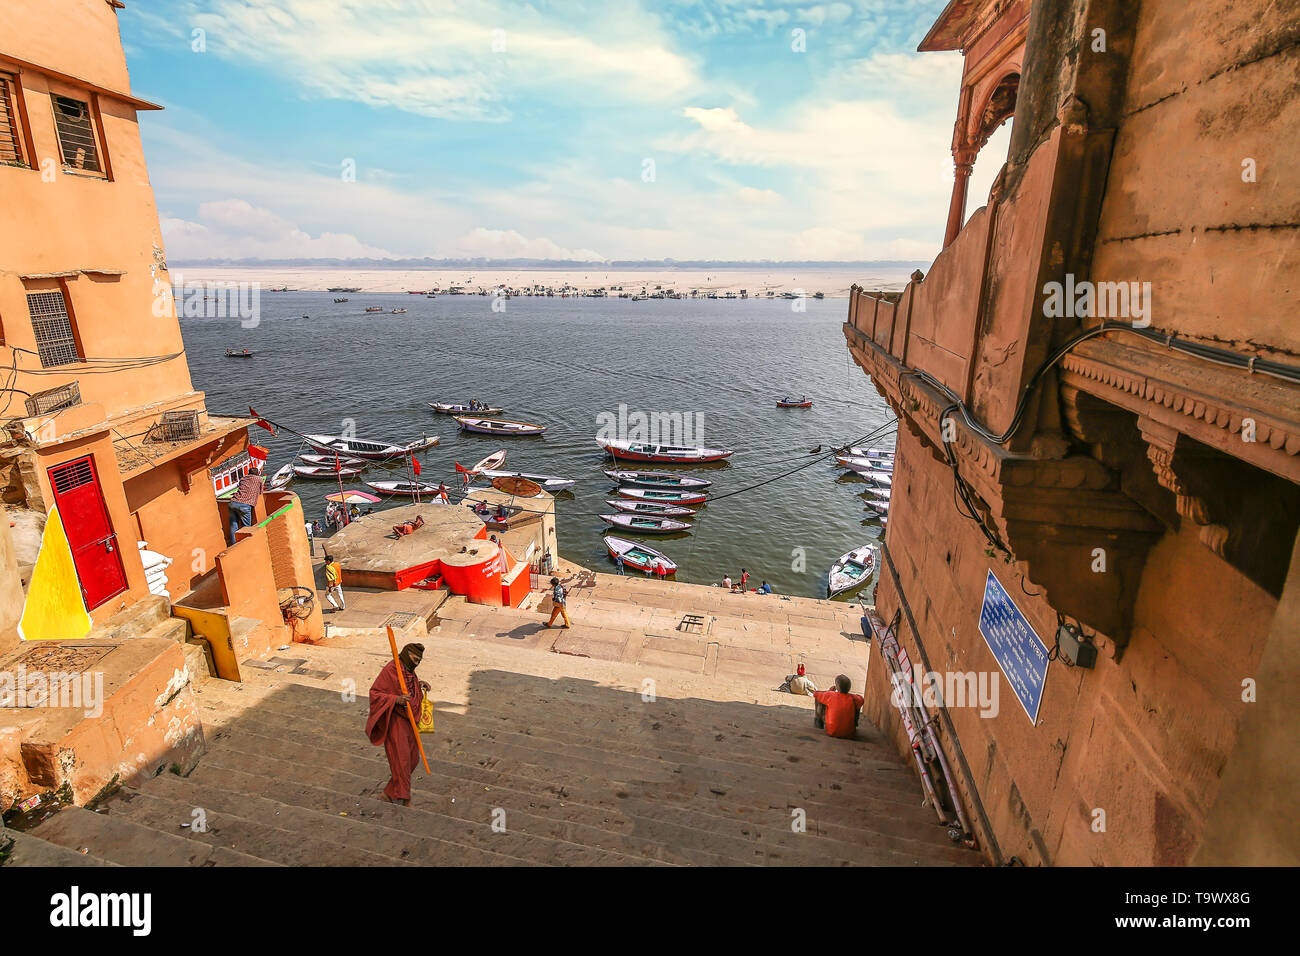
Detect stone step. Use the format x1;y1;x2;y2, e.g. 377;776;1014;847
197;680;926;810
197;731;965;865
132;772;645;867
1;828;120;867
29;806;274;867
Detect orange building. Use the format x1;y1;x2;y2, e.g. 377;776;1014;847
845;0;1298;865
1;0;320;807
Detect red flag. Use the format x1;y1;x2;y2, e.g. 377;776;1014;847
453;461;471;474
248;406;278;436
412;455;422;476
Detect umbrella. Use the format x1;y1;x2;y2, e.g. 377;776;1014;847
325;490;382;504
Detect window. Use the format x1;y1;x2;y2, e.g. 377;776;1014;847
0;72;26;167
26;290;82;367
51;94;100;173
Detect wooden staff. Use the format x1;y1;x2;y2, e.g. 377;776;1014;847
386;625;431;775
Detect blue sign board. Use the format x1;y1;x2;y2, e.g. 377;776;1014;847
977;569;1049;724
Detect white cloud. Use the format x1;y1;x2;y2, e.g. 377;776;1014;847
450;228;604;262
162;200;392;259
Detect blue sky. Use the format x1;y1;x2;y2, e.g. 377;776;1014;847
117;0;1008;262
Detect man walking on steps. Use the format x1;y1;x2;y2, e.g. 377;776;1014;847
324;552;345;612
366;643;428;806
545;576;571;628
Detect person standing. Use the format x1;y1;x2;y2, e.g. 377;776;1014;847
324;552;345;612
545;576;570;628
365;643;428;806
740;568;750;591
614;552;626;575
227;460;264;544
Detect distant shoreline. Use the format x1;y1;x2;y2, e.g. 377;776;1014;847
167;265;916;298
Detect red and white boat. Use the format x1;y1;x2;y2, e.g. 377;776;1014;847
605;499;694;517
293;464;363;479
603;470;711;490
298;453;366;468
616;487;707;506
366;479;445;497
598;438;733;463
776;397;813;408
604;536;677;574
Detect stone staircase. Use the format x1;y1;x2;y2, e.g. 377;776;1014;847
6;577;981;867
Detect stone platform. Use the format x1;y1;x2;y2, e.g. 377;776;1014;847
323;503;486;589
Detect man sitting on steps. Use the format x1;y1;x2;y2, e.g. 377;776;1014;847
812;674;864;739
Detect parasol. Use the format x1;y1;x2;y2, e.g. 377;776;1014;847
325;490;382;504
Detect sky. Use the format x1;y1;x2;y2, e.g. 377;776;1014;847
117;0;1012;263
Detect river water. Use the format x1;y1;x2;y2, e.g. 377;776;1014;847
180;289;898;598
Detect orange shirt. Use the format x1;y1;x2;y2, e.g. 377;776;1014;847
813;690;864;738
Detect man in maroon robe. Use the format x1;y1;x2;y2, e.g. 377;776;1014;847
366;643;428;806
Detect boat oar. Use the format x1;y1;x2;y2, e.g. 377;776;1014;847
385;625;431;775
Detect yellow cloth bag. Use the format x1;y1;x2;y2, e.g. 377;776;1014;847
415;696;435;734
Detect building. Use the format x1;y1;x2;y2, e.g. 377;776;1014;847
844;0;1298;865
1;0;320;807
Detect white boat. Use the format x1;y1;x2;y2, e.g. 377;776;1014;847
478;469;577;492
603;535;677;574
298;453;366;468
863;486;892;501
865;498;890;516
429;402;505;415
455;449;507;478
268;464;293;490
293;464;363;479
455;416;546;436
599;514;692;534
366;480;446;497
837;455;893;472
303;433;438;460
827;544;878;598
598;438;733;463
839;446;895;459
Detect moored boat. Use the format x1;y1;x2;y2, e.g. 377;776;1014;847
827;544;878;598
603;535;677;574
603;469;711;490
298;453;366;468
303;433;437;460
615;487;707;505
838;455;894;473
268;463;293;490
865;498;890;515
365;479;445;497
456;416;547;436
454;450;508;478
604;499;694;517
478;469;577;492
598;438;733;463
293;464;363;479
429;402;505;415
600;514;692;534
837;446;895;459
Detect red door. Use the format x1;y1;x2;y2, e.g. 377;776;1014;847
47;455;128;610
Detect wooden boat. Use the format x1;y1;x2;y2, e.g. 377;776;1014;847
479;469;577;492
333;297;349;303
865;471;893;488
862;486;892;501
839;446;895;459
598;438;733;463
268;464;293;490
390;308;407;314
366;479;444;497
428;402;504;415
455;450;507;477
776;398;813;408
303;433;437;460
293;464;363;479
865;498;891;515
455;416;547;436
604;536;677;575
603;469;711;490
600;514;692;534
838;455;894;473
364;306;384;313
298;453;366;468
616;487;707;506
604;499;694;517
827;544;878;598
224;349;254;358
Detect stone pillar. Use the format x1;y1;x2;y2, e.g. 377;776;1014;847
943;148;977;248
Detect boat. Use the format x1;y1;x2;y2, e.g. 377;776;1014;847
603;536;677;574
333;297;349;303
777;398;813;408
428;402;505;415
390;308;407;314
865;498;891;515
224;349;254;358
455;416;547;436
302;433;438;460
604;499;694;518
603;469;712;490
455;449;508;476
864;471;893;488
837;455;894;472
478;469;577;492
615;487;707;506
298;453;366;468
268;464;293;490
599;514;692;534
838;446;895;459
598;438;733;463
827;544;879;598
364;306;384;313
366;479;444;497
292;464;363;479
862;486;892;501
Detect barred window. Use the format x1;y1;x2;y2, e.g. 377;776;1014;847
26;290;82;368
0;73;25;166
52;94;100;172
